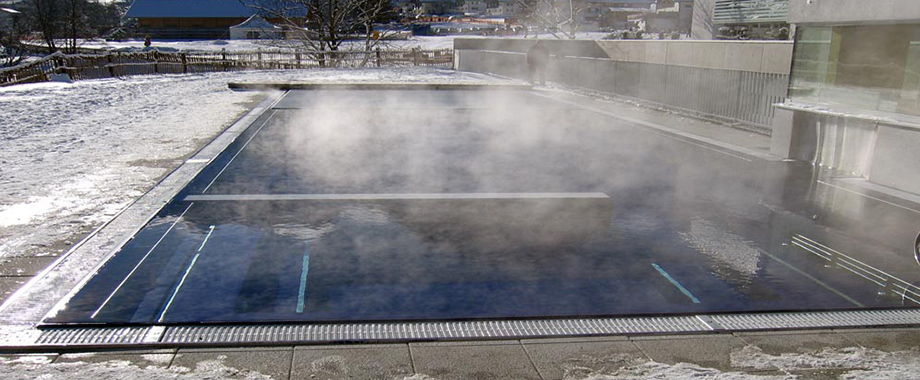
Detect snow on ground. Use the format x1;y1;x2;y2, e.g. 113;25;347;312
3;346;920;379
77;36;459;52
75;32;613;53
0;67;501;260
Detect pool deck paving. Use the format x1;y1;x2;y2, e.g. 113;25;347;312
2;329;920;379
2;83;920;378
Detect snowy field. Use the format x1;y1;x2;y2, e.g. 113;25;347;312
79;36;458;52
0;68;502;262
71;33;612;53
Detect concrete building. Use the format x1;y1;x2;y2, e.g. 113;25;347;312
486;0;524;18
691;0;716;39
458;1;488;15
419;0;455;15
712;0;789;39
773;0;920;196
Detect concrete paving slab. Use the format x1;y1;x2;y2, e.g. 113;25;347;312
171;348;293;380
520;335;630;344
523;339;646;380
631;335;749;371
410;341;541;380
411;340;523;347
0;257;56;277
0;277;29;304
737;332;858;357
837;329;920;351
55;351;175;367
291;344;412;380
179;346;292;353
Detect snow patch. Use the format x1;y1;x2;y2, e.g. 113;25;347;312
2;68;498;259
0;358;276;380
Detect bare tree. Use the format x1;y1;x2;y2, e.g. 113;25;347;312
515;0;588;39
246;0;396;67
1;8;26;67
28;0;64;53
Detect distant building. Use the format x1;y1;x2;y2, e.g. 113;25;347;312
710;0;790;39
126;0;304;39
458;1;488;15
229;15;282;40
581;0;692;33
419;0;455;15
486;0;523;18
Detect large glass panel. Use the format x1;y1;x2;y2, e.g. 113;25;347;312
790;24;920;116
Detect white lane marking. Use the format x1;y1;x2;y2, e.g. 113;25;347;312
184;192;611;202
90;203;195;319
817;180;920;216
296;243;310;314
157;253;200;323
197;225;216;252
202;110;278;193
651;263;701;304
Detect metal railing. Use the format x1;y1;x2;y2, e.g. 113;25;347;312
791;234;920;305
457;50;788;129
0;48;454;87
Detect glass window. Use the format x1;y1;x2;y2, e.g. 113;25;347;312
790;24;920;116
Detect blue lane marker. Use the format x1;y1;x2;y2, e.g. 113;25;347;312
651;263;701;304
296;243;310;313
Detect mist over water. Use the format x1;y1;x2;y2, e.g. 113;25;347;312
46;87;920;324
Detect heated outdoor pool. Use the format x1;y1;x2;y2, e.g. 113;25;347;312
44;87;920;325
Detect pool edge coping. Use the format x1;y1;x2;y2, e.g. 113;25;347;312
0;90;289;345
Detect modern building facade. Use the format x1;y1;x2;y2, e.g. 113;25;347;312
772;0;920;196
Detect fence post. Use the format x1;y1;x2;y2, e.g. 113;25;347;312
258;49;263;69
376;48;381;67
413;48;418;66
106;54;114;77
54;55;65;76
296;52;301;69
181;53;188;74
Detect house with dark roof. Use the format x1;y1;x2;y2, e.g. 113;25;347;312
126;0;304;39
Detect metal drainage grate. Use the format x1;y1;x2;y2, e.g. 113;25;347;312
37;326;157;345
711;310;920;331
34;310;920;346
161;317;708;344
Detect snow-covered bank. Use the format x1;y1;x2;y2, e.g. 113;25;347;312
0;68;500;260
3;346;920;379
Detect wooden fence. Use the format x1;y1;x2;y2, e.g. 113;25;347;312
0;49;454;87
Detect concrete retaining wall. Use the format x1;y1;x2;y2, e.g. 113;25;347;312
455;38;792;128
596;40;793;75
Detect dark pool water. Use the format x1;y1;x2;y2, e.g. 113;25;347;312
46;89;920;324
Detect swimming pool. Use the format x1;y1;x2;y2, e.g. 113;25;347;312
43;86;920;326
